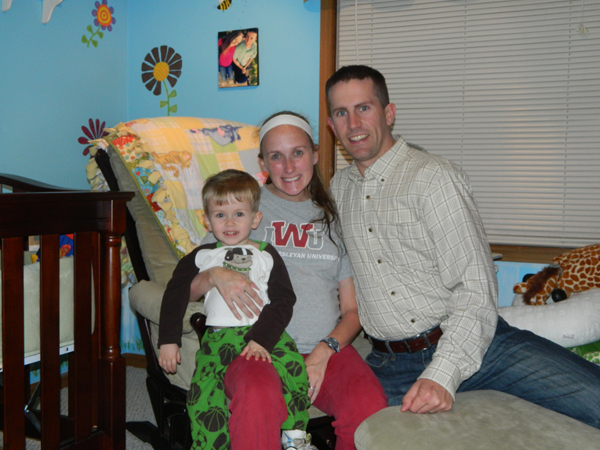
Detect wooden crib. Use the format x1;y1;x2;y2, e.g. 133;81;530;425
0;174;133;450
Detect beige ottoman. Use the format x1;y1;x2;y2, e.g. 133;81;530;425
355;390;600;450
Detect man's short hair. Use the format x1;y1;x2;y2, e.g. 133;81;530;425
326;65;390;110
202;169;261;214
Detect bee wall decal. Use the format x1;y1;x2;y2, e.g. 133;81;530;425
217;0;232;11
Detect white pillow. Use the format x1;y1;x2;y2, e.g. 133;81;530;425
499;288;600;347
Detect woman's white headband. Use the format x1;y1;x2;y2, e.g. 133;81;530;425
258;114;313;144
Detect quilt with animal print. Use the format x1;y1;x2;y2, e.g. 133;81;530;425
96;117;265;258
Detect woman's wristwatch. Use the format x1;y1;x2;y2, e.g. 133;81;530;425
320;337;340;353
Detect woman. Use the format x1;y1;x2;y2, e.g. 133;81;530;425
194;111;387;450
218;31;244;86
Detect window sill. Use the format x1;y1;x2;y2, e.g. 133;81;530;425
490;245;573;264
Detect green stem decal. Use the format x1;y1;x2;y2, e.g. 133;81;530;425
160;80;178;116
82;26;104;48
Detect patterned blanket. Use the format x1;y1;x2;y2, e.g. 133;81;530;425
89;117;265;259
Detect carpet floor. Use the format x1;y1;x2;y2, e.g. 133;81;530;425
4;366;156;450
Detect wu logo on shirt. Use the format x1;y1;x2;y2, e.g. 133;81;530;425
264;221;324;250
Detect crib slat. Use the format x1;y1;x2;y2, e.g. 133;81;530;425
1;236;26;450
39;234;62;449
91;234;101;427
71;231;94;441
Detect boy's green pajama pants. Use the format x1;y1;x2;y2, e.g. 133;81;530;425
186;326;310;450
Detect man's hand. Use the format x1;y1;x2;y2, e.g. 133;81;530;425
401;379;454;414
158;343;180;374
240;340;272;363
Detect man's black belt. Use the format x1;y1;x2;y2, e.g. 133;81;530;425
367;325;443;354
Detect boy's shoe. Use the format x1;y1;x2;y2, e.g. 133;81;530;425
281;429;318;450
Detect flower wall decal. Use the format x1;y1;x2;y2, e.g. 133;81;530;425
141;46;183;116
78;118;108;156
82;0;116;48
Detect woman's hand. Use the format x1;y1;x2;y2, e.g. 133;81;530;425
304;277;362;403
193;267;264;320
241;340;272;363
304;342;334;403
158;343;180;374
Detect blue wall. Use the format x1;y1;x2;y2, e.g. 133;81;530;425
1;0;321;189
495;261;546;307
127;0;321;131
1;0;128;189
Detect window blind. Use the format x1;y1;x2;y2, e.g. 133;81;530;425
336;0;600;247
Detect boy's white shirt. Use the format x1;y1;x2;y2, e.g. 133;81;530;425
195;244;273;327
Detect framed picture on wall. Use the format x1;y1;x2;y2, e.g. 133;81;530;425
218;28;259;88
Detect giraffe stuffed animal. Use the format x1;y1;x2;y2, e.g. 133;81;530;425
513;244;600;305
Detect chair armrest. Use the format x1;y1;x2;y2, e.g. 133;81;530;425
130;280;205;334
190;312;208;341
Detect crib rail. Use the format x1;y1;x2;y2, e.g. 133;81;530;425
0;175;133;450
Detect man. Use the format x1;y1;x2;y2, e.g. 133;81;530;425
326;64;600;428
232;29;258;86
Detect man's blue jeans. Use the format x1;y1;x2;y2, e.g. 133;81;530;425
366;317;600;429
